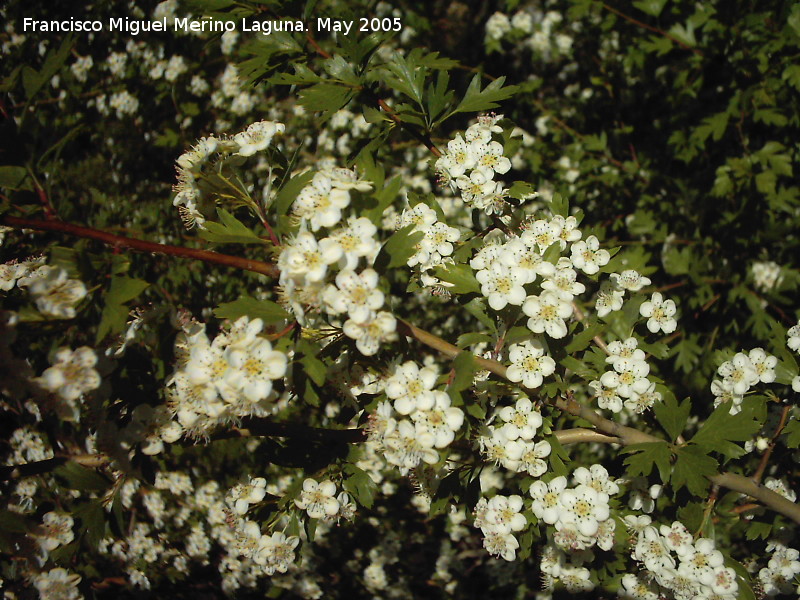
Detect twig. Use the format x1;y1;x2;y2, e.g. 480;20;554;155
751;404;792;485
1;215;279;278
600;2;704;57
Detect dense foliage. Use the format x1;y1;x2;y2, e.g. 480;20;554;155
1;0;800;598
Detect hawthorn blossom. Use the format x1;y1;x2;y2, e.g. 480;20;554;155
570;235;610;274
506;340;556;389
523;291;573;338
639;292;678;334
294;478;340;519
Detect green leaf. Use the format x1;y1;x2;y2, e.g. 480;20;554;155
213;296;290;324
322;54;360;85
653;395;691;442
743;521;772;540
96;276;150;343
373;225;425;271
343;464;377;509
0;166;29;190
198;208;268;245
298;83;354;119
444;74;518;120
463;297;496;333
691;399;763;459
456;332;493;349
54;462;110;492
449;351;478;394
275;170;315;216
783;417;800;449
363;175;402;225
432;263;480;295
632;0;667;17
621;442;672;482
672;445;718;497
564;321;603;353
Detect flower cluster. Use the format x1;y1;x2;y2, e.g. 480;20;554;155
530;465;617;550
367;361;464;474
172;120;285;229
485;9;574;60
629;518;739;600
758;542;800;596
226;477;267;515
35;346;101;421
276;167;400;356
234;520;300;576
397;202;460;290
589;337;661;414
473;494;527;560
711;348;776;413
1;259;87;319
163;316;288;440
480;397;551;476
435;115;510;214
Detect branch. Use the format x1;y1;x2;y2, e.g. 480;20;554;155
396;319;800;525
600;2;704;57
0;453;110;482
1;216;279;278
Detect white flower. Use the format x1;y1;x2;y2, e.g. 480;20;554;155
496;397;543;441
342;311;396;356
541;258;585;301
570;235;610;275
328;216;380;270
639;292;678;334
518;439;552;477
556;484;610;537
485;12;512;40
589;379;623;413
36;512;74;552
529;476;568;524
611;269;651;292
523;291;573;339
38;346;101;403
435;134;476;179
521;219;562;253
572;464;619;496
747;347;777;384
475;261;528;310
717;352;758;396
788;322;800;352
506;340;556;389
233;120;284;156
34;568;82;600
293;172;352;231
480;426;524;471
409;391;464;448
595;280;625;317
224;338;287;403
634;526;676;572
600;359;651;399
384;361;438;415
322;268;384;323
278;229;343;284
294;478;340;519
383;419;439;470
472;140;511;179
619;574;659;600
483;494;527;534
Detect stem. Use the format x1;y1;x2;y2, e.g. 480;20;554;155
1;216;279;278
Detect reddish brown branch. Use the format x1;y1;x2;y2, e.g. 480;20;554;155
600;3;704;57
1;215;279;278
